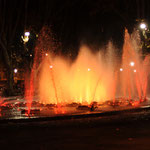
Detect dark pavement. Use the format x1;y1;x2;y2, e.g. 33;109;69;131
1;109;150;150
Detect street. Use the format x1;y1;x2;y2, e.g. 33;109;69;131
0;109;150;150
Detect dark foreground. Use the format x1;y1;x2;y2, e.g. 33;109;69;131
1;108;150;150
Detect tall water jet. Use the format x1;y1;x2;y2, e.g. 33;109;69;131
121;29;150;100
141;55;150;99
121;29;138;99
105;41;117;101
25;27;58;114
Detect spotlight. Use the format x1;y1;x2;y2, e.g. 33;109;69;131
120;68;123;72
49;65;53;69
130;62;135;67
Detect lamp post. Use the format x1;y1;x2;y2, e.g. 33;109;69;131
14;68;18;84
139;21;150;54
22;31;30;43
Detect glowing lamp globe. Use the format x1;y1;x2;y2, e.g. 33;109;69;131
140;23;146;29
25;31;30;36
14;69;18;73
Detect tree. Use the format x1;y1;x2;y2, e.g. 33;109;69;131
0;0;26;95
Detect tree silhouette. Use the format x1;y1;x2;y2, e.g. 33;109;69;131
0;0;26;95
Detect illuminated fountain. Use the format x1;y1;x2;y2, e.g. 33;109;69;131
24;27;150;115
120;29;150;101
38;44;117;105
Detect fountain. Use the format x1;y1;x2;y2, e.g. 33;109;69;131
23;27;150;116
120;29;150;101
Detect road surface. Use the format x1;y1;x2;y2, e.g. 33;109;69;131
0;108;150;150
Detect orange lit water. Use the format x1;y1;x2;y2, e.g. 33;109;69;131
25;27;150;114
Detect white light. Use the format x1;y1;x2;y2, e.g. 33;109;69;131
134;69;136;73
49;65;53;69
88;68;91;71
120;68;123;72
140;23;146;29
130;62;135;67
45;53;48;56
22;36;29;43
25;32;30;36
14;69;18;73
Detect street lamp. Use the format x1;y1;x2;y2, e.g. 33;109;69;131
14;69;18;73
140;23;147;30
24;31;30;36
22;31;30;43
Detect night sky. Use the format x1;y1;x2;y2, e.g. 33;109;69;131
1;0;150;58
25;0;149;48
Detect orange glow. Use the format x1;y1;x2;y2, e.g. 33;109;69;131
37;45;116;105
24;27;150;113
131;101;139;107
120;29;150;100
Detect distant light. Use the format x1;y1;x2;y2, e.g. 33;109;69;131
140;23;146;29
88;68;91;71
130;62;135;67
45;53;48;56
14;69;18;73
49;65;53;69
22;31;30;43
134;69;136;73
120;68;123;72
25;31;30;36
22;36;29;43
30;54;32;57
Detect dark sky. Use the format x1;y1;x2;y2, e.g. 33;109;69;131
25;0;150;50
1;0;150;55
